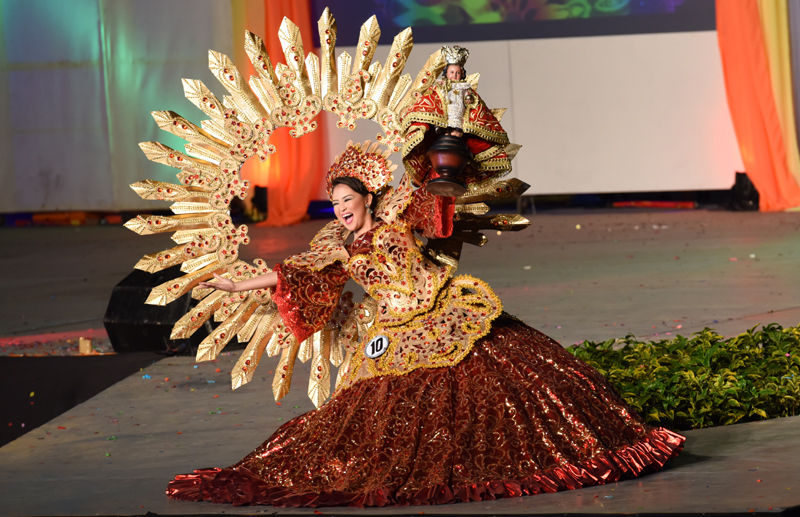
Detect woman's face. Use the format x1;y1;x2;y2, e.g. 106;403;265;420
446;64;463;81
331;183;373;233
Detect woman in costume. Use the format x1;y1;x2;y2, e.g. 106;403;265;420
165;138;684;507
124;12;683;506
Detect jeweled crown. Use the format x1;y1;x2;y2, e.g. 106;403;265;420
441;45;469;67
326;140;397;197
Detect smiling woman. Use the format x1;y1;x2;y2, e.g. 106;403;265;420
117;9;685;507
330;178;377;238
167;140;685;507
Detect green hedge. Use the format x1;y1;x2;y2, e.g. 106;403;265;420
567;324;800;430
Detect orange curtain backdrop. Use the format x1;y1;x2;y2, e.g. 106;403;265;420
231;0;327;225
757;0;800;188
716;0;800;211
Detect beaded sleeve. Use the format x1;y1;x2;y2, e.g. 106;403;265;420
272;262;350;344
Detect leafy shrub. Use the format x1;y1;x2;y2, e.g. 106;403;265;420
567;324;800;430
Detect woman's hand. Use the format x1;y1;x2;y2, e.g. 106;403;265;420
197;270;277;293
198;273;237;292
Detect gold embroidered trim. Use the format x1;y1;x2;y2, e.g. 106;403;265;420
463;121;509;146
473;144;503;162
334;274;502;392
284;220;350;272
348;221;453;327
463;168;512;192
476;155;512;172
374;173;415;224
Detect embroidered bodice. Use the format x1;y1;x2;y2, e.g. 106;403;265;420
271;179;502;395
348;222;452;327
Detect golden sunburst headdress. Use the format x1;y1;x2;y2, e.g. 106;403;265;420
326;140;396;197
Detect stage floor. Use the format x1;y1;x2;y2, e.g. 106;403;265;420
1;352;799;516
2;209;800;515
2;210;799;344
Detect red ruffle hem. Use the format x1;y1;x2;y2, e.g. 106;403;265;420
167;317;685;508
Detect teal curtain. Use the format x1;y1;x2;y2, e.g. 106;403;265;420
0;0;233;212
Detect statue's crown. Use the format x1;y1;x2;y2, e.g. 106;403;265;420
441;45;469;67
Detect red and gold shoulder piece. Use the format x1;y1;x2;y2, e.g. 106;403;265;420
463;98;509;146
285;220;350;271
374;173;414;223
309;219;349;248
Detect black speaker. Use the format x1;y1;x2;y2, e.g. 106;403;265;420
730;172;759;211
104;265;213;354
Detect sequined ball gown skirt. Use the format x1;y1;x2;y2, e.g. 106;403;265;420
167;316;685;507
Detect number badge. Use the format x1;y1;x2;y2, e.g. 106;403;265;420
365;335;390;359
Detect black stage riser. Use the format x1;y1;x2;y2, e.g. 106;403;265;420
104;265;212;353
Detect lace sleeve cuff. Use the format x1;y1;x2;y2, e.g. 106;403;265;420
273;262;350;343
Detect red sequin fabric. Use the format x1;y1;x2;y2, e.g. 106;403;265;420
272;262;350;344
167;317;685;507
403;184;455;239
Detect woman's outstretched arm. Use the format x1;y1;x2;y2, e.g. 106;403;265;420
198;271;277;293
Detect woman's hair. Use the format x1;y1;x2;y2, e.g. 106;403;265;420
330;176;379;212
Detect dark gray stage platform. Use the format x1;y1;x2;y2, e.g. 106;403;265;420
2;210;800;515
3;211;800;345
1;351;799;516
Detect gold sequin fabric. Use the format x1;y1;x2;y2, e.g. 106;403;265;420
337;221;503;388
337;274;503;391
166;316;685;507
348;221;453;327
